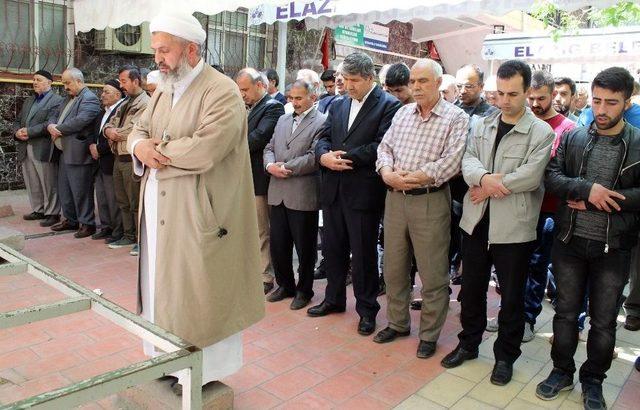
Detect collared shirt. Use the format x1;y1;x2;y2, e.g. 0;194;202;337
100;98;124;131
455;97;497;118
376;98;469;187
248;92;268;113
35;89;50;103
348;84;376;130
291;105;314;133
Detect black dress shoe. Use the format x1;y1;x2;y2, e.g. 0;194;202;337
266;287;295;302
373;327;410;344
410;300;423;310
358;317;376;336
74;224;96;239
307;301;345;317
91;229;112;240
441;346;479;369
39;215;60;227
490;360;513;385
51;220;79;232
290;293;311;310
23;211;45;221
263;282;274;295
417;340;437;359
625;315;640;331
313;259;327;280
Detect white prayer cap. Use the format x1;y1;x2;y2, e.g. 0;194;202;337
149;12;206;45
484;75;498;92
146;70;161;85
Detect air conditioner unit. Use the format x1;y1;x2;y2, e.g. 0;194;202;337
94;23;153;54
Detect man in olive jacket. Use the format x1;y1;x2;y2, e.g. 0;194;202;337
441;60;554;386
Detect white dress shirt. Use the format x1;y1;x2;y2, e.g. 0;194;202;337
348;84;376;130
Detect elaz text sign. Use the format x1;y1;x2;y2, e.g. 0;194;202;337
275;0;333;20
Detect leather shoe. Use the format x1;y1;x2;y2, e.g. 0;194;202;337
416;340;437;359
490;360;513;385
290;293;311;310
307;301;345;317
266;287;295;302
74;225;96;239
441;346;478;369
92;229;112;240
624;315;640;331
263;282;274;295
51;220;79;232
358;317;376;336
373;327;410;344
313;259;327;280
23;211;45;221
39;215;60;227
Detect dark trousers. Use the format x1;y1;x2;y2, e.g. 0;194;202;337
58;157;95;226
323;197;381;319
270;204;318;298
113;158;140;241
524;212;555;326
94;170;123;237
449;200;463;271
551;236;630;383
458;217;534;363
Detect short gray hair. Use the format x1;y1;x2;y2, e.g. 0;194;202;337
64;67;85;83
291;79;316;96
342;52;375;79
236;67;267;87
531;70;555;93
412;59;443;80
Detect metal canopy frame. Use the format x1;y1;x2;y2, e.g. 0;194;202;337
0;243;203;409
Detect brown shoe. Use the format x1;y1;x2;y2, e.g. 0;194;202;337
74;225;96;239
625;316;640;331
51;220;79;232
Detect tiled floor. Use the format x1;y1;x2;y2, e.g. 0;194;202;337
0;189;639;409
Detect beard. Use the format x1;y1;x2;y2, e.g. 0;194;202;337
553;102;569;116
159;51;192;88
595;111;624;131
531;103;552;117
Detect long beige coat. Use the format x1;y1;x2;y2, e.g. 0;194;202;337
127;64;265;348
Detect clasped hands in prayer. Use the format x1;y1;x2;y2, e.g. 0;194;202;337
380;166;433;192
134;138;171;169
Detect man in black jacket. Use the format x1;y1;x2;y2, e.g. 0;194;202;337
89;80;125;242
307;52;401;336
539;67;640;409
236;68;285;294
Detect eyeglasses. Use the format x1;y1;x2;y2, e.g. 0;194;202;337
456;83;479;90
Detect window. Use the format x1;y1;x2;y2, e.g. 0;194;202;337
0;0;67;73
203;9;276;76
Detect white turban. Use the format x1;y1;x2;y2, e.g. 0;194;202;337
149;12;206;45
146;70;161;85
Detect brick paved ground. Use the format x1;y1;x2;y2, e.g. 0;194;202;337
0;189;638;409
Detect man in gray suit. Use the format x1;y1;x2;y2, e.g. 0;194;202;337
13;70;63;227
47;68;101;238
263;79;326;310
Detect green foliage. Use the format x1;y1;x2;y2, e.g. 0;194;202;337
531;1;640;40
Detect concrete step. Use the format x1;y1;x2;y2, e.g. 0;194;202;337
114;378;233;410
0;226;25;251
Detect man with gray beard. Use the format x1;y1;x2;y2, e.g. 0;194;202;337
128;12;264;394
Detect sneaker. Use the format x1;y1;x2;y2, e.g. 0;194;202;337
486;317;499;332
581;380;606;410
129;244;139;256
522;323;535;342
535;368;574;400
108;238;136;249
105;235;122;245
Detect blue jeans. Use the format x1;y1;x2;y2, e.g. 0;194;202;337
524;213;555;326
551;236;631;383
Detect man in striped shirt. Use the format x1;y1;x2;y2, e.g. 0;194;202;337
373;59;469;359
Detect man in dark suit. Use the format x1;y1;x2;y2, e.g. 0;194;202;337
264;79;326;310
236;67;285;294
89;79;125;243
13;70;63;227
265;68;288;105
308;52;402;336
47;68;101;238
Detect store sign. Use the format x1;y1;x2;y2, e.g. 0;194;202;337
334;23;389;51
250;0;337;25
482;33;640;61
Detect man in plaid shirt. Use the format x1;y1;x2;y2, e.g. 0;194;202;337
373;58;469;359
